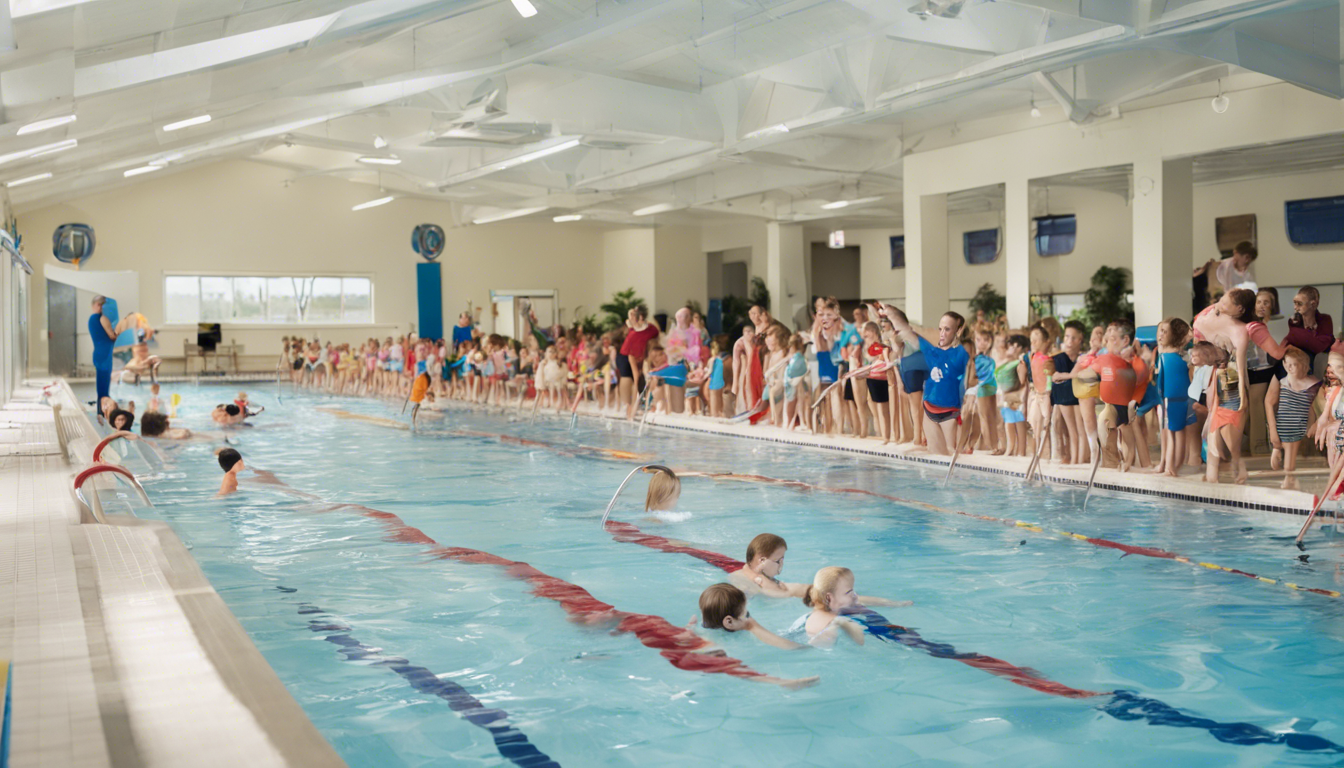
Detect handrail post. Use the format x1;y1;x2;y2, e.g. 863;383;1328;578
74;464;151;524
599;464;673;528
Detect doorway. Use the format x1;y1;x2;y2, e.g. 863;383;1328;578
47;279;77;376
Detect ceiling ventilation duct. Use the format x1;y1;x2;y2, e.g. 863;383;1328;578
908;0;976;19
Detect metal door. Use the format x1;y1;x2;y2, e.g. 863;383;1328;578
46;279;77;376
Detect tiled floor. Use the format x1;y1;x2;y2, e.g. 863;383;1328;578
0;379;343;768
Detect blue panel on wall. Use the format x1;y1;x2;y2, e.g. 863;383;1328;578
416;262;443;340
707;298;722;335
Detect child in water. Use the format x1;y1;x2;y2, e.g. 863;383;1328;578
788;567;867;648
217;448;244;496
730;534;910;607
642;468;691;523
696;583;807;650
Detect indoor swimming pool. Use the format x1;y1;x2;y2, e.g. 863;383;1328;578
93;384;1344;767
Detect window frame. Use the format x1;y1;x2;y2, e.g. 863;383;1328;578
1284;196;1344;246
161;272;375;326
1033;214;1076;257
963;228;1001;265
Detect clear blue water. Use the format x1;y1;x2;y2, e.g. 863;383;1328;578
89;383;1344;767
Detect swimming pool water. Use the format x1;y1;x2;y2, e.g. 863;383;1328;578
92;383;1344;767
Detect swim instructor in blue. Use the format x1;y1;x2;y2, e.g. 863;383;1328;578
89;295;135;405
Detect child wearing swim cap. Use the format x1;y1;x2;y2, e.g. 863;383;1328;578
216;447;244;496
695;584;807;650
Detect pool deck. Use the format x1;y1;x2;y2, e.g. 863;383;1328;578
0;378;344;768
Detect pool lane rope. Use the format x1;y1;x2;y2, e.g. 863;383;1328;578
417;421;1343;601
293;597;561;768
603;519;1344;755
304;502;779;683
689;470;1344;600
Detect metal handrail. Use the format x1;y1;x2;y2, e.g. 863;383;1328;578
73;464;151;524
92;430;138;463
599;464;673;528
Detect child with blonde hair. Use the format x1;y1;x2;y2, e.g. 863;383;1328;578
789;567;866;648
1268;346;1321;490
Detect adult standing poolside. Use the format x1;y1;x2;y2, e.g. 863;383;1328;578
88;295;135;407
1284;286;1335;376
874;302;974;456
619;305;659;420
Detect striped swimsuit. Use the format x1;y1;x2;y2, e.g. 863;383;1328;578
1275;381;1320;444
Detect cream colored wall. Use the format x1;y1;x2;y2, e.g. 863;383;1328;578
21;160;609;371
1028;185;1132;297
851;228;904;300
601;229;656;314
653;225;708;316
701;221;766;282
1193;169;1344;287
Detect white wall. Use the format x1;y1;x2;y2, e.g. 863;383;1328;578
20;160;610;370
809;243;860;299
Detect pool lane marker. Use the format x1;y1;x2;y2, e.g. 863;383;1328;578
416;425;1341;601
294;599;561;768
308;502;788;684
691;471;1344;600
604;520;1344;754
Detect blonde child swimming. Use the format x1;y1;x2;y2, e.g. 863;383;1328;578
788;567;866;648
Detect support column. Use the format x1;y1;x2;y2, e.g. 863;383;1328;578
1131;157;1193;326
1004;177;1031;328
904;192;948;326
765;222;807;326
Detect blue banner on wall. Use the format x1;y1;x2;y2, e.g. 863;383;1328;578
417;262;443;340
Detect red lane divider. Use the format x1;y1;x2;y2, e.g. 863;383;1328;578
604;518;1103;699
322;504;765;680
693;471;1342;598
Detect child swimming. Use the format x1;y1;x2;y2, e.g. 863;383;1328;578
696;583;807;650
787;567;867;648
729;534;910;608
217;447;244;496
643;468;691;522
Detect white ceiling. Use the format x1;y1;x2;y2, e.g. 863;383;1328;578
0;0;1339;226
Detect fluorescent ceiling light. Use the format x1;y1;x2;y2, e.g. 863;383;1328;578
820;196;883;210
472;207;547;225
633;203;677;216
510;0;538;18
553;214;583;222
30;139;78;158
744;124;789;140
17;115;76;135
438;137;582;188
494;138;581;171
352;195;396;211
124;165;161;177
0;138;77;166
163;115;212;132
357;155;401;165
6;172;52;187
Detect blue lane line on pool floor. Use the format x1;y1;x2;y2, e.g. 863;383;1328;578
291;596;561;768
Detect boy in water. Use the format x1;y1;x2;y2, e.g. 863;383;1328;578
217;448;244;496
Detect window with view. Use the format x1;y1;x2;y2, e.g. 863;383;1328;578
164;276;373;324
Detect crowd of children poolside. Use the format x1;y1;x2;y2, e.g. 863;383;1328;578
269;257;1343;495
